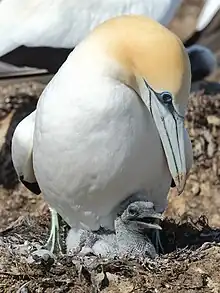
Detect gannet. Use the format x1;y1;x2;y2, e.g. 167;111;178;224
67;201;163;259
12;15;193;254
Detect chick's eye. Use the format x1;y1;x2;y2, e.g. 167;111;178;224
161;91;172;104
128;205;138;215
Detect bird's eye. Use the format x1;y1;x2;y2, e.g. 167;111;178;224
161;91;172;104
128;205;138;215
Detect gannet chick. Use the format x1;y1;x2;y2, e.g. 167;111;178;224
12;15;193;254
67;201;163;259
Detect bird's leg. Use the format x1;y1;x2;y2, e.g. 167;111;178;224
43;207;65;254
152;221;164;254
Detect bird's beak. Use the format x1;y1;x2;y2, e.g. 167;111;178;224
150;92;187;194
135;210;163;230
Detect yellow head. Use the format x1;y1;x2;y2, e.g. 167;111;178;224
89;15;191;115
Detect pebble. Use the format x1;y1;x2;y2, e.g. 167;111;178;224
207;115;220;126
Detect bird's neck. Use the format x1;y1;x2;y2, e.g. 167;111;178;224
115;218;157;258
115;218;149;251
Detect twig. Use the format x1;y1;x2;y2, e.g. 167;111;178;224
16;281;30;293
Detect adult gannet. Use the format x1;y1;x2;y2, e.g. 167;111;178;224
12;15;193;253
67;201;163;259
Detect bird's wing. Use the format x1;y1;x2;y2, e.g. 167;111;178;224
0;0;31;56
0;0;76;56
11;110;41;194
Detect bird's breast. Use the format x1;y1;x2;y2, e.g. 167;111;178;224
33;76;170;230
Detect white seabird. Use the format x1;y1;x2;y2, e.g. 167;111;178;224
12;15;193;254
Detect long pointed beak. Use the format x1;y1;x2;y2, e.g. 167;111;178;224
150;94;187;194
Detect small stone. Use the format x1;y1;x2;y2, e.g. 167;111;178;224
192;182;200;196
30;249;55;267
207;115;220;126
207;142;216;158
32;248;54;259
20;287;29;293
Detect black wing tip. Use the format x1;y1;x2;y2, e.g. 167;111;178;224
20;176;41;195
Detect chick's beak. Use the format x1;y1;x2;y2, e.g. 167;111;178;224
135;209;163;230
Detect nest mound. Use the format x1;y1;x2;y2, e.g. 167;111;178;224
0;214;220;293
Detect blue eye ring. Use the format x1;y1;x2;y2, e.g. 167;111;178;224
161;91;172;104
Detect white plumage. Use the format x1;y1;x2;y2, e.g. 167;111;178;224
11;111;36;184
33;63;171;230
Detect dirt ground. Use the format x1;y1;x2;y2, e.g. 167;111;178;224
0;1;220;292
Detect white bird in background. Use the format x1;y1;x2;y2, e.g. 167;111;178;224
0;0;215;82
0;0;182;73
0;0;182;54
12;15;193;255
